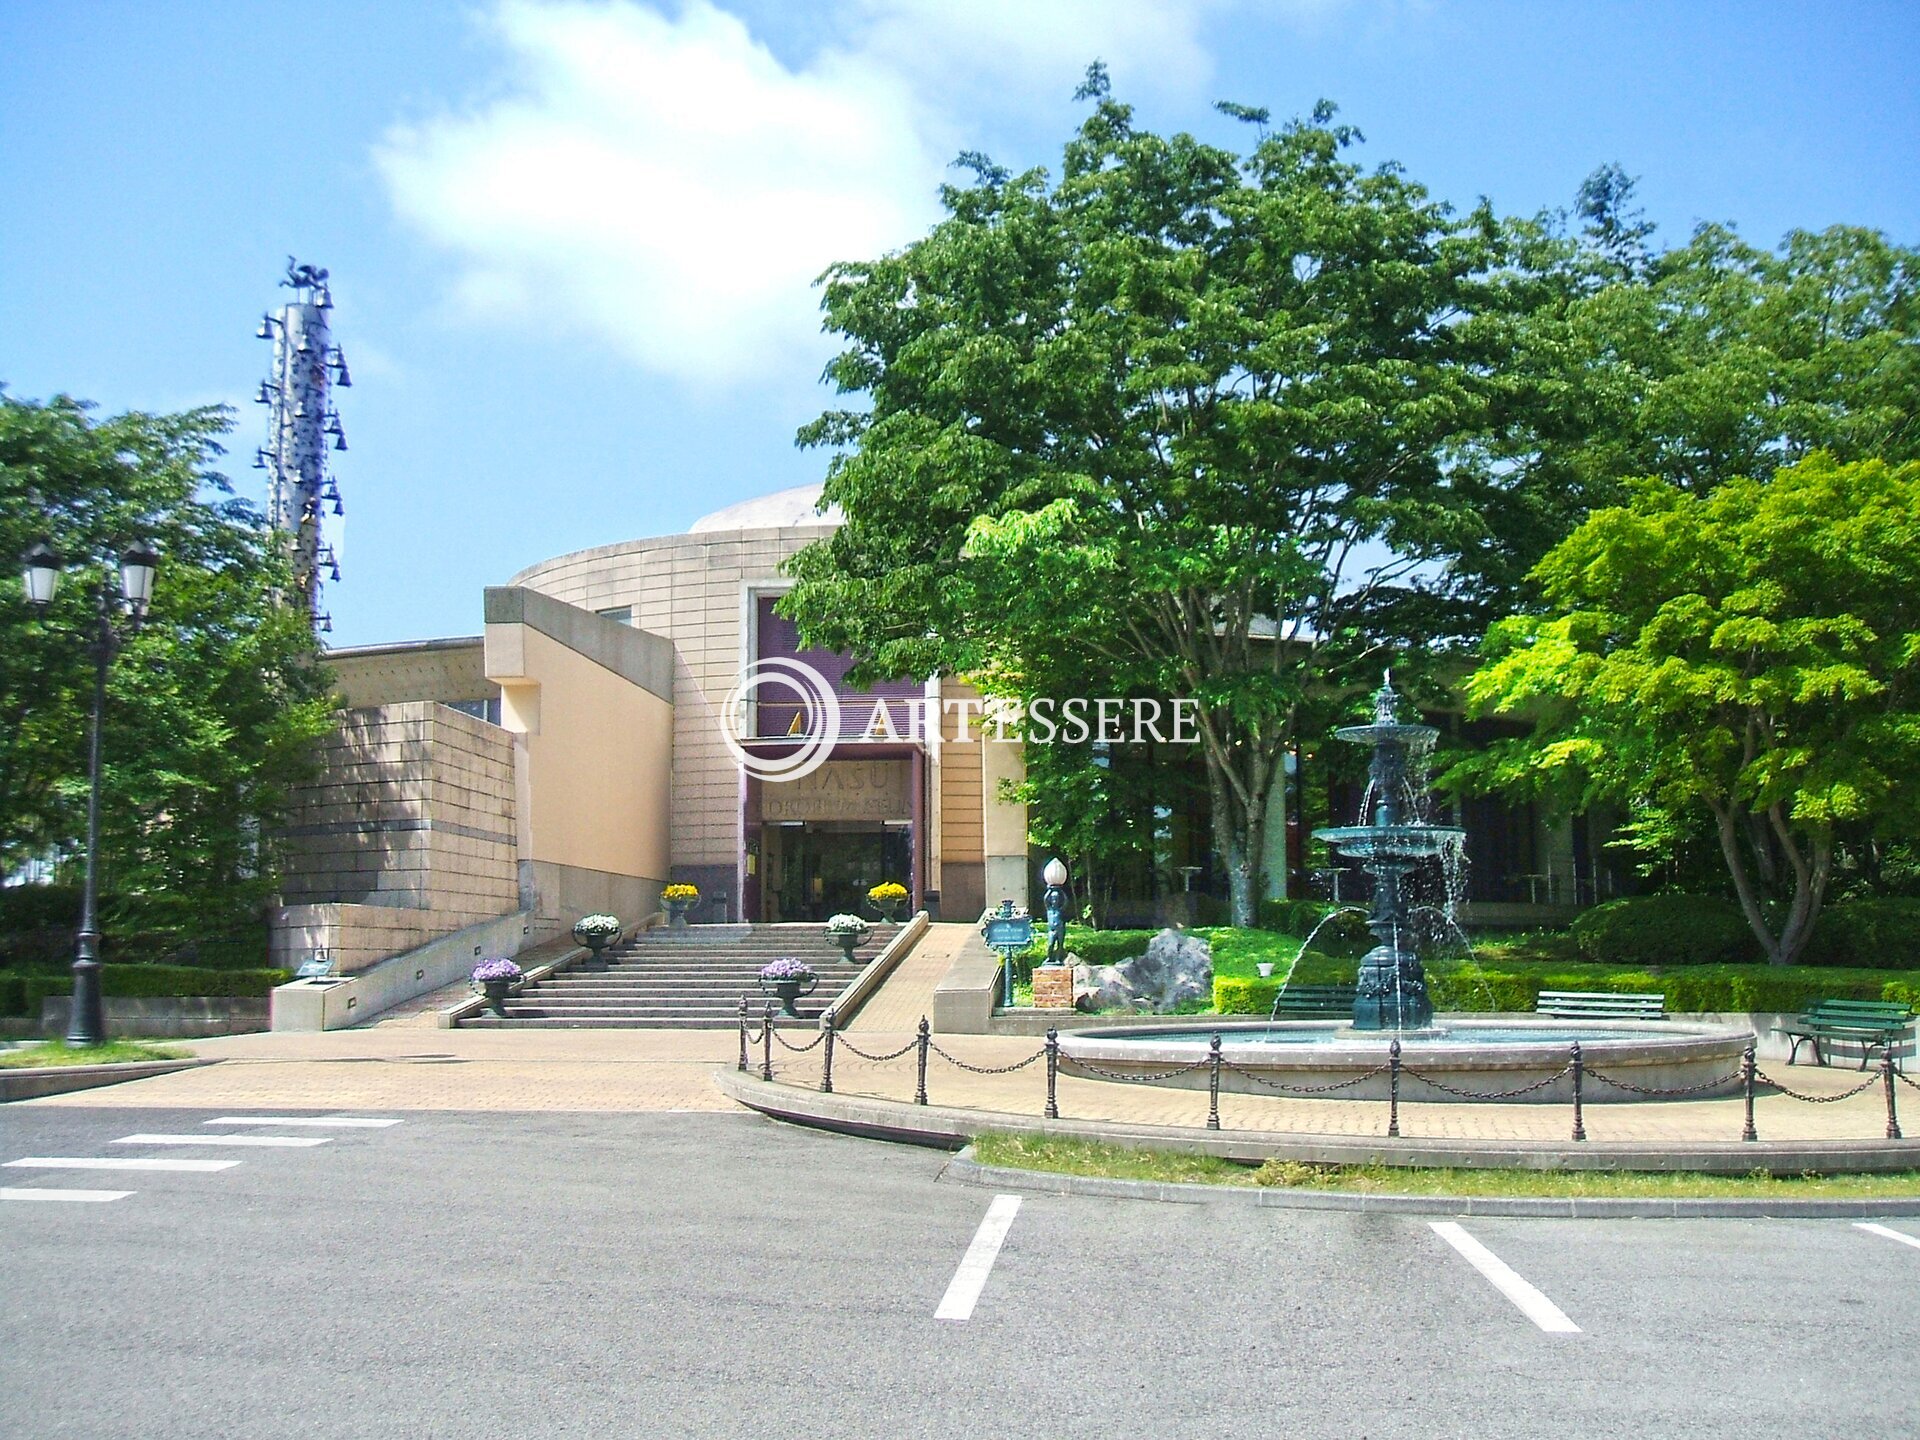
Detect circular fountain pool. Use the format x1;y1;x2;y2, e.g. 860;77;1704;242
1059;1019;1752;1103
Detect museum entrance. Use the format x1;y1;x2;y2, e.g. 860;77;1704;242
758;822;912;923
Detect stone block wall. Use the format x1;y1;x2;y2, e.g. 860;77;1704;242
271;701;519;975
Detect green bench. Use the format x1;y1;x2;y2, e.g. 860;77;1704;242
1777;1000;1917;1070
1536;990;1667;1021
1270;984;1357;1018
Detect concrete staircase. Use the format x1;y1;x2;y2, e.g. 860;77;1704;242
458;923;898;1029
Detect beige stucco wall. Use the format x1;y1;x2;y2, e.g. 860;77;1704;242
511;528;828;902
489;625;672;884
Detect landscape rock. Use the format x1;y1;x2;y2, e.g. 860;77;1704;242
1071;929;1213;1013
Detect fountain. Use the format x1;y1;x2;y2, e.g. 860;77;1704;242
1311;673;1456;1030
1058;673;1751;1103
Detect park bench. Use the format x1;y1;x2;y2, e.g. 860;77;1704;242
1535;990;1667;1021
1270;984;1357;1018
1777;999;1916;1070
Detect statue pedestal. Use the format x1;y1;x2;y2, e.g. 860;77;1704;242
1031;967;1074;1009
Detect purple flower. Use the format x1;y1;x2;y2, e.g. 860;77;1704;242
759;958;815;982
472;958;523;983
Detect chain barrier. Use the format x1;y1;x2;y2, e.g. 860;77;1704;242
1398;1063;1573;1102
1584;1064;1747;1098
1896;1068;1920;1094
744;1022;770;1046
1753;1068;1883;1104
830;1034;920;1064
770;1025;828;1054
1058;1054;1215;1085
926;1040;1046;1075
1217;1057;1392;1096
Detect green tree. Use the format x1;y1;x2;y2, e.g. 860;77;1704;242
1459;453;1920;965
0;392;334;933
1450;203;1920;623
783;73;1507;924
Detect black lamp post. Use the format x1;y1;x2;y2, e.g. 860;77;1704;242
22;539;160;1047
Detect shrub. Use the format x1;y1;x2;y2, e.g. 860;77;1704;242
1570;895;1759;967
0;885;83;933
0;974;26;1017
1804;898;1920;970
21;965;293;1015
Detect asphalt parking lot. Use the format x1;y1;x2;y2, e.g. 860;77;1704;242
2;1106;1916;1439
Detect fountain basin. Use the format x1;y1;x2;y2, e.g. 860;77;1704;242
1058;1019;1751;1103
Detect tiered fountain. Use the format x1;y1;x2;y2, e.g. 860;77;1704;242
1060;673;1750;1103
1311;674;1457;1030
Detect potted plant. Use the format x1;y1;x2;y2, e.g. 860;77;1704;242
757;958;818;1018
662;883;699;929
867;880;909;923
572;913;621;970
472;958;523;1017
824;913;870;964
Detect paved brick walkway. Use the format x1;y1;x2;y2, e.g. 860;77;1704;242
15;917;1914;1147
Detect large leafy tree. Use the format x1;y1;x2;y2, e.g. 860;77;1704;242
1460;453;1920;965
0;392;334;933
1450;196;1920;624
784;72;1508;923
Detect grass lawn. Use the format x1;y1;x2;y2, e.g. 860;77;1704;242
971;1132;1920;1198
0;1039;190;1069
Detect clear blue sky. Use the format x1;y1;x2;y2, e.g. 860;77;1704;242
3;0;1915;646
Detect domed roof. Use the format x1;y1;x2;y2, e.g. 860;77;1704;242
689;483;841;533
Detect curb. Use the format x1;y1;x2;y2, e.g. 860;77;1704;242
942;1147;1920;1218
0;1057;220;1103
711;1067;1920;1175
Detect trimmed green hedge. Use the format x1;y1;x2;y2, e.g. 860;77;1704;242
1806;898;1920;970
2;965;291;1018
1215;960;1920;1016
1570;894;1760;967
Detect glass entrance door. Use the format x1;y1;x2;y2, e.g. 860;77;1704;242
761;823;911;922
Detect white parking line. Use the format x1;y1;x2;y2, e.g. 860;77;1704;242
1;1187;133;1203
1430;1221;1582;1334
936;1195;1023;1321
112;1133;330;1148
204;1116;403;1128
1855;1222;1920;1251
5;1157;240;1173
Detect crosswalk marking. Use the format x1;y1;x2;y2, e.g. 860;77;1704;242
1431;1222;1582;1334
936;1195;1022;1321
1855;1222;1920;1251
204;1116;403;1128
1;1187;133;1203
112;1133;330;1148
5;1156;241;1173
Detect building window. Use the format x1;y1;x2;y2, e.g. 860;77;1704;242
597;605;634;627
446;697;502;726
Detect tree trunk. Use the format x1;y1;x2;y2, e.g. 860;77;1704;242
1711;800;1834;966
1205;752;1267;928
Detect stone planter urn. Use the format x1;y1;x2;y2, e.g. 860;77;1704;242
480;978;513;1017
572;915;621;972
665;898;693;929
758;961;818;1019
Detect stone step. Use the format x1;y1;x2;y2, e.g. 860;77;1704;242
459;1015;745;1030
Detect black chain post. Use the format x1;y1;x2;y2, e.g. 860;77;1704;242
1044;1027;1059;1119
1741;1042;1758;1142
1387;1038;1402;1139
761;1001;775;1082
1569;1041;1587;1142
1207;1033;1223;1131
1884;1049;1903;1141
915;1015;930;1106
737;996;748;1073
821;1011;836;1094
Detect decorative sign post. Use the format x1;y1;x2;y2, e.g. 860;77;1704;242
980;899;1034;1010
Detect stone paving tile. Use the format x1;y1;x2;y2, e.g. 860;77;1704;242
17;990;1912;1144
846;922;970;1032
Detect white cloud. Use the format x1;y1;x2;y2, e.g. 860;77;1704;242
376;0;1226;386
